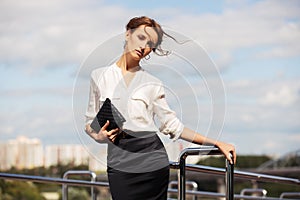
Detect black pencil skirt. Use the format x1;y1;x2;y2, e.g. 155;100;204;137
107;131;170;200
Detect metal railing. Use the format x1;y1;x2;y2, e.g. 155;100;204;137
168;180;199;200
169;147;234;200
280;192;300;199
0;146;299;200
240;188;267;197
62;170;97;200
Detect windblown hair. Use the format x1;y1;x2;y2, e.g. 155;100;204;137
126;16;177;56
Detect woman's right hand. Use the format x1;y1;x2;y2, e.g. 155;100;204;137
85;120;119;143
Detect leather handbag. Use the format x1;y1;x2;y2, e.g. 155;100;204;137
90;98;126;133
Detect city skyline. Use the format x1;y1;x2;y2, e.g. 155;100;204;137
0;0;299;157
0;136;91;170
0;135;190;171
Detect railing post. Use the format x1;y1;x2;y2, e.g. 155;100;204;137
226;155;234;200
178;152;187;200
62;170;97;200
177;147;234;200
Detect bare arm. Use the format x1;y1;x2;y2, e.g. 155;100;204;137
180;127;236;164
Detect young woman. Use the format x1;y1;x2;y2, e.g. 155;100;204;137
85;16;236;200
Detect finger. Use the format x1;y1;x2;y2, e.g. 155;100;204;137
226;152;233;165
228;150;236;165
101;120;110;131
108;133;118;143
111;134;118;142
232;151;237;164
107;128;119;136
111;128;119;134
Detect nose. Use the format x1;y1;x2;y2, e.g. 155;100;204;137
139;40;148;50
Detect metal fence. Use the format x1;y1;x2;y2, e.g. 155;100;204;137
0;146;299;200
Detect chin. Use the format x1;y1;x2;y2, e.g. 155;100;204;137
130;52;142;61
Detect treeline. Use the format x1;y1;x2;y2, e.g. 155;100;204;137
197;154;271;169
4;164;89;177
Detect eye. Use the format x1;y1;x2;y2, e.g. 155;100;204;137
137;34;156;49
138;34;146;40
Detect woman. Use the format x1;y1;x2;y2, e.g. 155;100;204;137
85;16;236;200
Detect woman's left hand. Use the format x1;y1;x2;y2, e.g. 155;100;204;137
216;141;236;165
180;127;237;164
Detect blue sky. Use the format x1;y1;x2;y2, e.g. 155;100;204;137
0;0;299;157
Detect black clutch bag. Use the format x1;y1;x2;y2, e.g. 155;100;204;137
90;98;126;133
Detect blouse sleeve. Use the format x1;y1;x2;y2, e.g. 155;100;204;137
85;71;100;125
152;83;184;140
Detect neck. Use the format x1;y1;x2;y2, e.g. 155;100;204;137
116;53;141;73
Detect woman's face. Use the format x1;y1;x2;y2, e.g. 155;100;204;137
125;25;158;61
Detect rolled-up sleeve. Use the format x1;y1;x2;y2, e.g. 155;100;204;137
152;84;184;140
85;71;100;125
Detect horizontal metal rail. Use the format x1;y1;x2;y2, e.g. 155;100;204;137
0;146;298;200
0;172;109;188
169;181;199;200
280;192;300;199
167;189;298;200
169;163;300;185
240;188;267;197
0;170;299;200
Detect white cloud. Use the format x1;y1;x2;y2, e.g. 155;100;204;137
163;0;300;68
223;78;300;140
223;130;300;155
1;0;299;71
259;85;299;106
0;101;76;144
0;0;128;71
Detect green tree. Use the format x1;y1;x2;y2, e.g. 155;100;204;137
196;155;271;169
0;180;45;200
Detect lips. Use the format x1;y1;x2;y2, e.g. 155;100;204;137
135;49;143;57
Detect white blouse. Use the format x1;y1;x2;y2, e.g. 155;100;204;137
85;63;184;140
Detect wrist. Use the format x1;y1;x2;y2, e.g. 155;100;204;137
215;141;221;148
85;124;95;134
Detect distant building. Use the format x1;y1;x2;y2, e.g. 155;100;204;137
0;135;192;171
0;136;43;170
0;136;90;170
45;144;89;167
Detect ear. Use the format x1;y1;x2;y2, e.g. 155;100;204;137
125;30;130;41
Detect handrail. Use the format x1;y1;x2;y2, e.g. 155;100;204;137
169;181;198;200
0;146;299;200
2;165;299;187
0;172;109;188
176;147;234;200
0;172;297;200
0;169;299;199
240;188;267;197
169;163;300;185
62;170;97;200
168;189;298;200
280;192;300;199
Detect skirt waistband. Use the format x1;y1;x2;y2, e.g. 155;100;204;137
119;130;156;139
